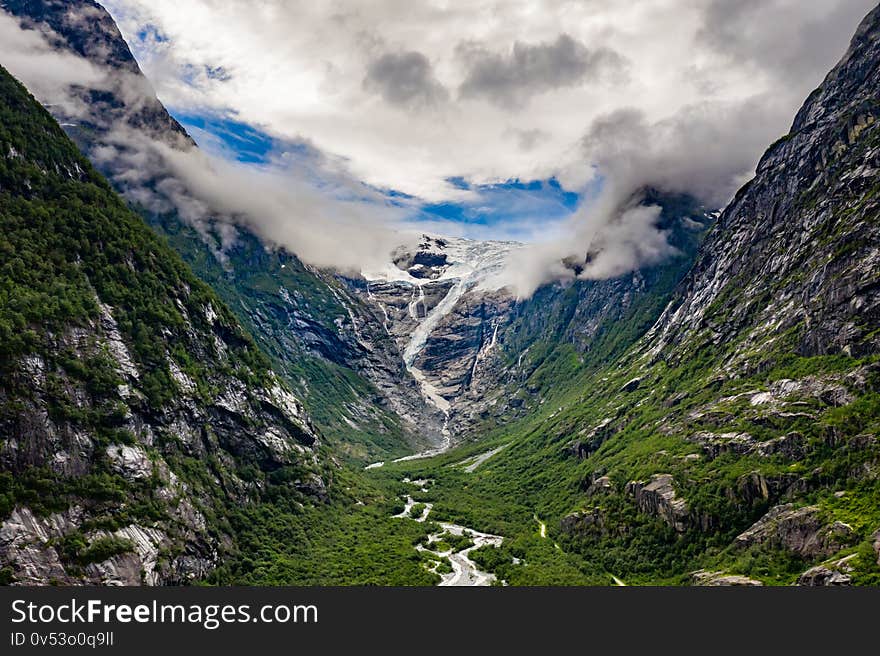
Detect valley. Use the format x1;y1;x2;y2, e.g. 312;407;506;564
0;0;879;588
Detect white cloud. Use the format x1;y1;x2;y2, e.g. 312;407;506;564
4;1;874;296
98;0;874;207
0;11;107;116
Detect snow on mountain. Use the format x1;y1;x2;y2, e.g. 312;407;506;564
358;234;521;441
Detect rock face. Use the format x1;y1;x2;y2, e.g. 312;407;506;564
692;571;764;587
560;508;614;538
353;235;521;435
735;505;855;559
626;474;690;532
648;5;880;365
797;566;852;587
0;64;323;585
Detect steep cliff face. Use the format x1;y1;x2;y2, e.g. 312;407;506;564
2;0;441;461
352;236;520;436
433;6;879;585
0;66;325;585
351;201;711;440
649;6;880;366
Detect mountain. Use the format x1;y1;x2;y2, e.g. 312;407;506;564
350;198;712;440
388;5;880;586
2;0;877;587
1;0;442;462
0;64;327;585
352;234;520;435
150;218;445;461
3;0;714;465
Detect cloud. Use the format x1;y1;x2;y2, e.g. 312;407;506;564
508;127;547;152
0;11;107;116
458;34;627;108
502;89;809;297
91;117;425;273
579;95;796;208
364;50;448;109
156;142;414;273
5;0;877;298
697;0;877;85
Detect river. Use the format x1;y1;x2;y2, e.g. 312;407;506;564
395;492;503;586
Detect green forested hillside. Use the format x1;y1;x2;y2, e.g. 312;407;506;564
0;65;328;584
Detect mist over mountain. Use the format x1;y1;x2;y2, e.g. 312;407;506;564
0;1;878;588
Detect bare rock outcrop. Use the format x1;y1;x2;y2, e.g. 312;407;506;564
626;474;689;532
692;570;764;586
796;566;852;586
735;504;856;558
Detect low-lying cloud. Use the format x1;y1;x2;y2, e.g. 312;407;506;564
0;10;106;116
502;90;799;297
91;123;416;273
2;0;877;301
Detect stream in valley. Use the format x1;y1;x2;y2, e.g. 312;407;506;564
394;490;503;586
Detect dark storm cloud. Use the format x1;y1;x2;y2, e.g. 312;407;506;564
457;34;627;109
363;50;448;108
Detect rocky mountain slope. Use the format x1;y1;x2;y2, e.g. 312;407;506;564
0;65;326;585
2;0;442;461
352;235;520;433
395;4;880;586
3;0;877;588
350;194;713;440
3;1;722;463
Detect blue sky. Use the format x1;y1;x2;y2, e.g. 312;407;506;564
102;0;875;255
171;108;582;242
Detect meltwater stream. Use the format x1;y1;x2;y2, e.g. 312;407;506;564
394;492;503;586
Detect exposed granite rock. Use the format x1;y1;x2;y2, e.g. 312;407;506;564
585;476;614;497
566;418;619;461
692;570;764;586
755;432;807;459
626;474;690;532
734;471;772;506
621;377;643;393
797;566;852;586
105;445;153;481
560;508;614;538
414;286;515;409
688;431;755;459
294;474;329;503
0;507;79;585
84;525;167;586
566;440;592;460
735;504;856;558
